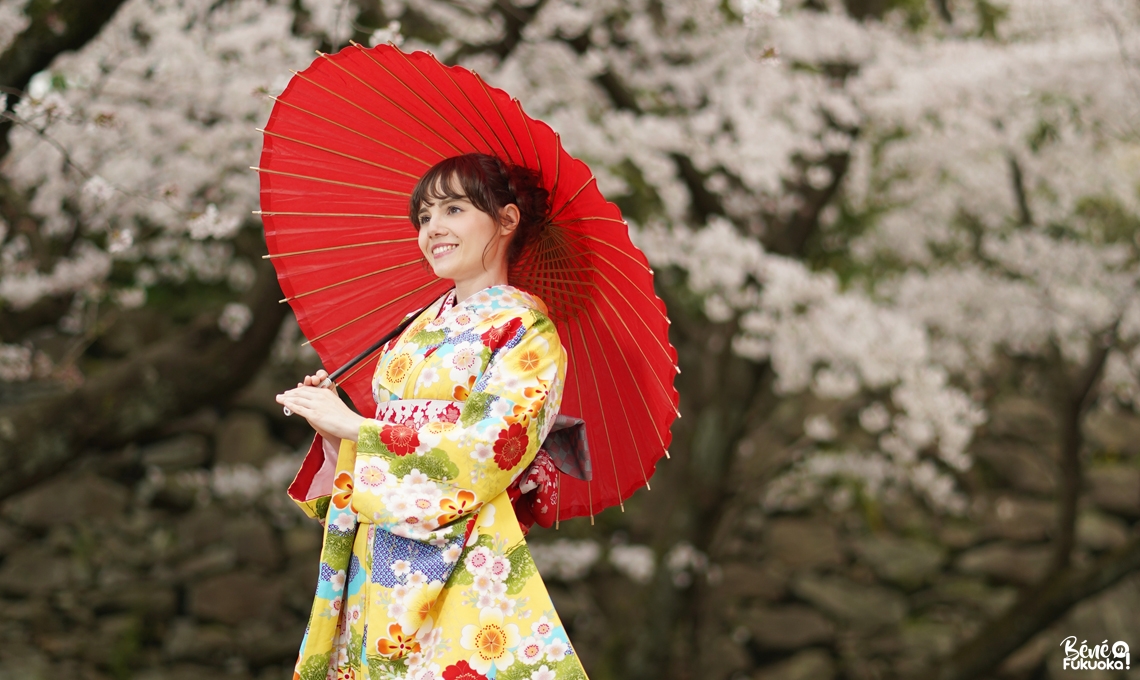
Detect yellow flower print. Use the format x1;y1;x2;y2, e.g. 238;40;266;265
399;582;443;634
460;607;521;675
507;334;548;375
385;353;413;384
510;348;541;374
424;421;456;436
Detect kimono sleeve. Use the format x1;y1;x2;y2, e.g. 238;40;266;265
285;435;339;521
283;306;428;522
352;312;566;542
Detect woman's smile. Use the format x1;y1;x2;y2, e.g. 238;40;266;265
431;242;458;258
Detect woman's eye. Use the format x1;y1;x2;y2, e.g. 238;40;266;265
418;214;429;225
448;205;461;214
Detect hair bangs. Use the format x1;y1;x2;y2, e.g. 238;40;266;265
408;156;496;228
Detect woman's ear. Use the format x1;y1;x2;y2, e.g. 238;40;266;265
498;204;521;236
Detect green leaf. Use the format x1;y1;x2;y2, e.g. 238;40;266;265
531;314;554;335
554;654;589;680
505;543;537;595
322;528;355;567
494;661;534;680
389;448;460;481
365;654;405;675
461;392;493;427
535;402;547;436
409;329;446;345
348;629;363;667
314;496;330;521
298;652;331;680
358;422;384;454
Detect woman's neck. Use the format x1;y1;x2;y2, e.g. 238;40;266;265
452;267;508;303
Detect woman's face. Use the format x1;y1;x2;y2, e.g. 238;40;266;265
414;177;517;284
416;186;509;283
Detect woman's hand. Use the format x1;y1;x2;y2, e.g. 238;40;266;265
276;370;366;444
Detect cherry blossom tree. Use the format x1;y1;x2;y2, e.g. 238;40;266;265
2;0;1139;678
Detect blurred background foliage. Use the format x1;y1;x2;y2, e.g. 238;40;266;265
2;0;1140;679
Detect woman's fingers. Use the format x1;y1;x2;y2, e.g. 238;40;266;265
301;370;332;388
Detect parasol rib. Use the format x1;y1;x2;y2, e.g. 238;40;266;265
590;278;679;415
302;280;443;346
356;44;494;156
252;166;411;197
550;216;628;228
437;64;514;161
317;52;465;156
549;175;597;223
257;211;408;219
562;329;595;523
476;75;526;164
591;262;676;368
516;99;542;177
262;238;417;260
549;136;563;205
281;260;422;302
259;128;420;179
582;315;652;489
287;70;452;159
266;95;435;168
571;320;624;512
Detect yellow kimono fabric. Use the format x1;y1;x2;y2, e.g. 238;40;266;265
288;285;588;680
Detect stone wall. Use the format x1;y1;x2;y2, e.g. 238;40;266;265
3;363;1140;680
689;395;1140;680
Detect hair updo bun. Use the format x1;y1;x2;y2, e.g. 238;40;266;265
408;153;550;267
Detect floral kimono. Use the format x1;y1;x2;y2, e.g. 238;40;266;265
287;285;589;680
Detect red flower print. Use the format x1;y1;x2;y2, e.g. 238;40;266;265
493;422;529;470
437;489;480;525
442;660;488;680
442;402;461;423
380;424;419;456
480;317;523;352
375;622;420;659
331;471;353;510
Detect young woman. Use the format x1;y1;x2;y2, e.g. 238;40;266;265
277;153;588;680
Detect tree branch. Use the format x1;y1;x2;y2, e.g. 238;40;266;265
930;533;1140;680
934;0;953;23
447;0;548;63
1050;318;1121;573
0;261;287;501
763;150;851;256
0;0;131;159
1009;155;1034;227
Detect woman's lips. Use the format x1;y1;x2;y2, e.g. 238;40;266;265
432;243;457;259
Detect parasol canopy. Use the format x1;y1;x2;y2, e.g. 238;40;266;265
257;43;678;521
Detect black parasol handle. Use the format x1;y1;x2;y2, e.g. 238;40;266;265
283;306;426;416
326;306;425;383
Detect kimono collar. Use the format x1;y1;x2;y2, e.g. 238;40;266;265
435;284;549;324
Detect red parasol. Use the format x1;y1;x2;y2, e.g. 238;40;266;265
257;44;678;522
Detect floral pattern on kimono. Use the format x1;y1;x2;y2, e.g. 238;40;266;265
288;285;589;680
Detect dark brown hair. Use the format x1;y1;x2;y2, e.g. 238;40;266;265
408;153;550;267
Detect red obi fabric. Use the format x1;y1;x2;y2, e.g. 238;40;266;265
507;450;560;535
